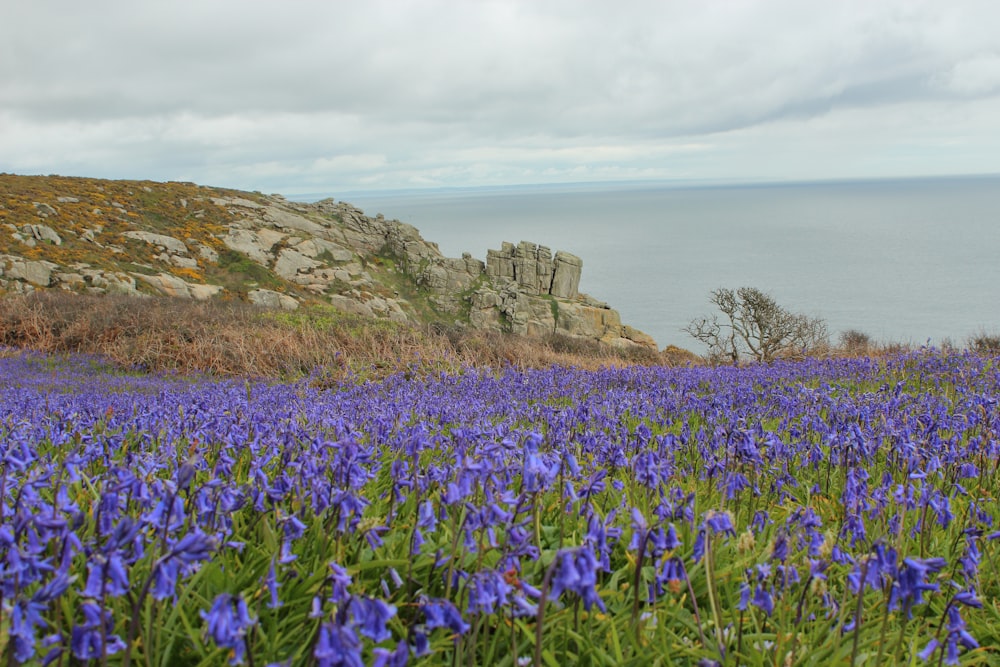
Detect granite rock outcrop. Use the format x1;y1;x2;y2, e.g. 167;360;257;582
0;174;658;351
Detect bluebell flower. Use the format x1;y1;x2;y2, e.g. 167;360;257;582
738;582;751;611
280;514;307;542
417;499;437;531
373;639;409;667
692;529;706;563
71;602;126;660
170;530;218;564
350;596;397;643
769;531;788;563
952;588;982;608
310;595;325;619
423;598;470;635
201;593;255;665
314;621;363;667
176;457;197;492
917;638;939;661
152;559;181;601
584;513;620;572
467;569;511;615
752;585;774;616
705;511;736;536
750;510;770;534
549;547;605;612
413;630;430;657
81;552;130;598
722;472;750;499
890;557;945;615
10;598;48;662
150;530;217;601
266;557;282;609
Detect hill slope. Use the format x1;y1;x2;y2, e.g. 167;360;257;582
0;174;656;350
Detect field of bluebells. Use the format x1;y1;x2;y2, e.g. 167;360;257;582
2;350;1000;666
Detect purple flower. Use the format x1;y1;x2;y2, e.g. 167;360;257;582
266;557;282;609
549;547;605;612
328;562;352;604
705;511;736;537
417;499;437;531
201;593;255;665
314;621;363;667
467;569;511;615
753;585;774;616
71;602;126;660
81;552;130;598
9;598;48;662
891;557;945;614
423;598;470;636
692;529;706;563
151;530;217;601
952;588;982;608
373;639;409;667
170;530;218;564
771;531;789;563
151;559;181;601
350;596;397;643
751;510;770;534
176;457;197;492
917;638;940;661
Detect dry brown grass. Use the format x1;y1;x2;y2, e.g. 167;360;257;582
0;292;685;380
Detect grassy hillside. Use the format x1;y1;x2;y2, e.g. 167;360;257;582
0;291;689;380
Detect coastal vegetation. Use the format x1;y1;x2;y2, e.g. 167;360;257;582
684;287;830;365
0;291;675;381
2;345;999;665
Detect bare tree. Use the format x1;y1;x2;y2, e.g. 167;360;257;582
684;287;828;364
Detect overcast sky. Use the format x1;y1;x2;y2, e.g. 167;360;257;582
3;0;1000;194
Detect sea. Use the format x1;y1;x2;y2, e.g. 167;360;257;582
302;175;1000;352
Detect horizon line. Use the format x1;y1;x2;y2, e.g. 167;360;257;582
293;171;1000;202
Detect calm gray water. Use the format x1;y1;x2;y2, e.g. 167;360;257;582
318;176;1000;351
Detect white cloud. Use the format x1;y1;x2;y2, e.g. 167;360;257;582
938;53;1000;95
2;0;1000;192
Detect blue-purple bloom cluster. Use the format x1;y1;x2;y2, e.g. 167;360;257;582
1;349;997;664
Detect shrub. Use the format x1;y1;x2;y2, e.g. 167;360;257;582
684;287;828;364
839;329;872;356
969;330;1000;354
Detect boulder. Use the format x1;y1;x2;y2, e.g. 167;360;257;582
134;272;223;300
330;294;374;317
248;289;299;311
23;224;63;246
486;242;516;279
623;325;658;348
54;272;86;289
551;252;582;299
196;244;219;263
273;248;321;280
1;256;60;287
264;206;327;235
222;228;286;264
32;202;58;217
211;196;265;211
170;255;199;269
81;270;138;295
556;301;623;340
290;237;354;262
123;231;187;254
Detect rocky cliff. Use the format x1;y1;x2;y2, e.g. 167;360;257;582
0;174;657;350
